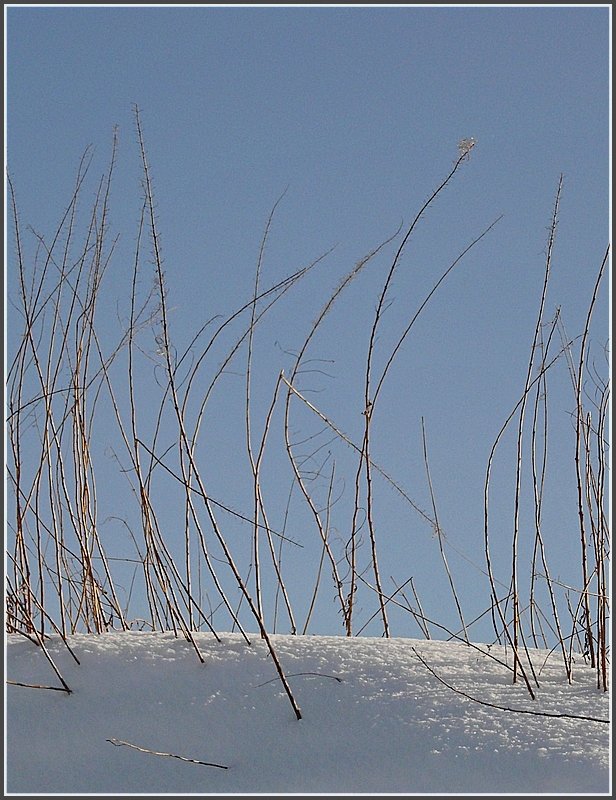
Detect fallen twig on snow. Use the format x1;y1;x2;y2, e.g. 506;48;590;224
256;671;343;687
6;679;72;693
106;738;229;769
411;647;609;725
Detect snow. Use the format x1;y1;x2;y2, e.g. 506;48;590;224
5;631;610;794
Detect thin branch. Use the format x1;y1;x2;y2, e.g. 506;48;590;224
6;679;72;693
411;647;609;725
256;671;343;687
421;417;467;642
106;738;228;769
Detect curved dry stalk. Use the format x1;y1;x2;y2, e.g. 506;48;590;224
349;145;487;637
506;176;562;687
135;105;301;718
484;331;574;700
573;245;609;671
593;384;609;691
133;108;238;650
421;417;468;642
527;310;572;680
360;214;504;639
528;322;550;649
272;475;299;632
244;191;297;633
408;578;432;639
371;215;504;409
126;198;166;629
556;307;609;689
283;228;402;633
252;373;298;633
302;460;337;634
245;205;269;623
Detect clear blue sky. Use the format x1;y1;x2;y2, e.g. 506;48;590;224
6;5;610;642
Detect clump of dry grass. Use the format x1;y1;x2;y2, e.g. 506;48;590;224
6;109;608;715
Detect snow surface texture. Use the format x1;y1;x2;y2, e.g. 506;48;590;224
6;632;610;794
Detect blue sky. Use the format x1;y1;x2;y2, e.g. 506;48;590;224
5;5;610;641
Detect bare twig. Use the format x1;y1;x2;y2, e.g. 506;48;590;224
6;679;72;693
484;334;575;700
509;176;562;685
256;671;343;687
421;417;467;642
573;245;610;673
106;738;228;769
349;145;491;637
411;647;609;725
284;228;403;634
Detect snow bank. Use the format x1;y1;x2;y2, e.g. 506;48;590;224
6;632;610;794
